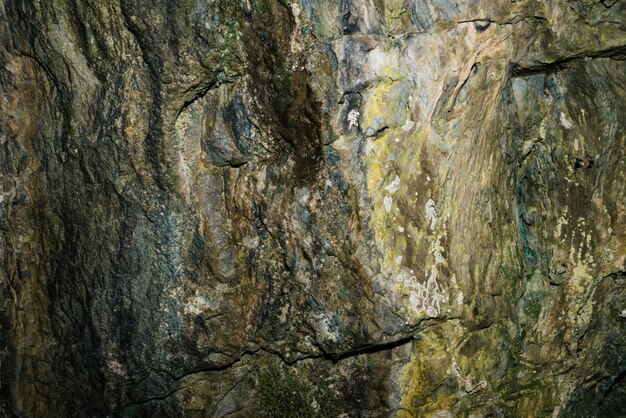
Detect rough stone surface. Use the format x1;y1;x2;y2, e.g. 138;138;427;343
0;0;624;417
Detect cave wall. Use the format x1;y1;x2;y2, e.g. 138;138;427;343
0;0;624;417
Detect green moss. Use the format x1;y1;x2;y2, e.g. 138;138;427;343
509;333;524;365
523;298;543;321
495;335;558;417
502;383;557;417
259;363;316;418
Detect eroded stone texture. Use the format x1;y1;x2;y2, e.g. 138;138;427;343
0;0;624;417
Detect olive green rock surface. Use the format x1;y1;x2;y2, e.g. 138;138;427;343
0;0;624;416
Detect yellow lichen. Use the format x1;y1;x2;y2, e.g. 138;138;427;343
396;325;463;416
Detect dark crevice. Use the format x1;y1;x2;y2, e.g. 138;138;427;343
366;125;389;139
457;15;548;26
511;44;626;76
120;349;258;413
174;82;217;120
121;334;419;412
322;334;415;361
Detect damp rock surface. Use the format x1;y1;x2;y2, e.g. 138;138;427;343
0;0;625;417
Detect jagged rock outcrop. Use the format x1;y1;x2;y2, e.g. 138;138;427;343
0;0;624;416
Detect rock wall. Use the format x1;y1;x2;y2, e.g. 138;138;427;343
0;0;624;416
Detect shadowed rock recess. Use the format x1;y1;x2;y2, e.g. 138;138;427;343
0;0;625;416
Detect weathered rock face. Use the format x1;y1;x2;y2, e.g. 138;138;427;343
0;0;624;416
